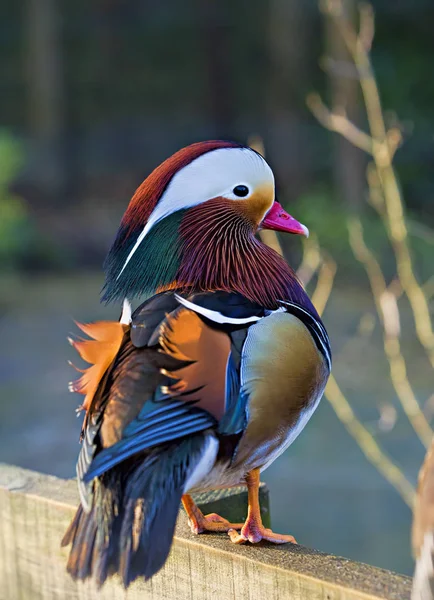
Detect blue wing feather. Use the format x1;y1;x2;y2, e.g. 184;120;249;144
79;291;265;488
218;352;248;435
83;400;216;482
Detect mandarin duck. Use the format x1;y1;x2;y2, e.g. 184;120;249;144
62;140;331;587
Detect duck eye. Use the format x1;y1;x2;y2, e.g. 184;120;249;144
233;185;249;197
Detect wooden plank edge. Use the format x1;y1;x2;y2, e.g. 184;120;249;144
0;463;412;600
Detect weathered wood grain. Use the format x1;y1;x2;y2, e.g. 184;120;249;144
0;463;411;600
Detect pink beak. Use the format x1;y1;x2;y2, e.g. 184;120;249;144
261;201;309;237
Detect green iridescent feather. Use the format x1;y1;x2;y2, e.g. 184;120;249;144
102;210;186;303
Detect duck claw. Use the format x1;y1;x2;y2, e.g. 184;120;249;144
182;494;243;535
228;524;297;545
188;513;244;534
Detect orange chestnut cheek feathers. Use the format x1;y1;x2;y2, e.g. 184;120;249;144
237;183;308;237
233;182;274;226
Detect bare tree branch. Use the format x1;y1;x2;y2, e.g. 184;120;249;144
309;243;416;507
296;235;322;288
348;217;433;448
325;374;415;508
310;1;434;368
358;2;375;52
311;254;337;315
306;93;373;154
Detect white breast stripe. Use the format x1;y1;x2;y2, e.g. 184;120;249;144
313;337;331;372
278;300;329;344
175;295;262;325
278;300;329;340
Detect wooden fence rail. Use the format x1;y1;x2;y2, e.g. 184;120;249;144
0;463;411;600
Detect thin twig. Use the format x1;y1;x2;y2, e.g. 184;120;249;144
306;93;373;154
324;374;415;508
348;217;433;448
332;277;403;364
306;0;425;506
296;235;322;288
310;246;416;507
311;255;337;315
422;276;434;300
318;1;434;368
332;3;387;144
358;2;375;52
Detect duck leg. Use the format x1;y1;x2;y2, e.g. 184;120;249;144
182;494;244;534
228;468;297;544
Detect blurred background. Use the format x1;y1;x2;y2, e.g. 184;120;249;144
1;0;433;577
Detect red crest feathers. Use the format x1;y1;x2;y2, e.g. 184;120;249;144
121;140;241;233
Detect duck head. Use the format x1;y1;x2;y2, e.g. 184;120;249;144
103;140;309;309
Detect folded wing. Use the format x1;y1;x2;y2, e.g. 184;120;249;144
71;291;263;508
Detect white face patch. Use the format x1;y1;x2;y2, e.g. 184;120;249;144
117;147;275;280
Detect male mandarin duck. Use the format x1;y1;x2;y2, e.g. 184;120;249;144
62;140;331;587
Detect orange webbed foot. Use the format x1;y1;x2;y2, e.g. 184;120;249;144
227;468;297;545
182;495;243;535
189;512;244;535
228;523;297;545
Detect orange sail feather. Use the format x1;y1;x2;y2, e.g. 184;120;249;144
69;320;129;413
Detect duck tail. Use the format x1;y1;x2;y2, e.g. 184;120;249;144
62;433;210;588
